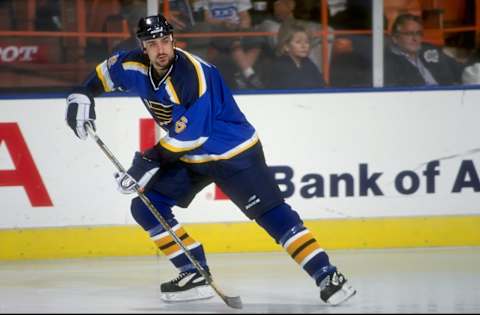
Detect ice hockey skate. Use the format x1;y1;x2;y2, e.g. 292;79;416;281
160;270;215;302
319;270;357;306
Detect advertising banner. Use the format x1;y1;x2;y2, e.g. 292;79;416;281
1;89;479;229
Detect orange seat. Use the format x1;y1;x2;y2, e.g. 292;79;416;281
421;0;467;27
332;38;353;55
422;29;445;46
384;0;454;47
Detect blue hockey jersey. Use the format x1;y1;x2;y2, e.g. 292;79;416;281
86;47;258;164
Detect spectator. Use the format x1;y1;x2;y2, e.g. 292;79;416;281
255;0;334;75
256;0;296;53
250;0;270;26
461;48;480;85
110;0;146;53
162;0;196;31
35;0;62;31
462;62;480;85
164;0;216;59
329;0;376;88
110;0;210;61
194;0;264;89
110;22;137;54
328;0;347;19
266;20;325;89
384;14;464;87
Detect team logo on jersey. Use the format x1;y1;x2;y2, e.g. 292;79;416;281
144;99;173;126
175;116;188;134
107;54;119;68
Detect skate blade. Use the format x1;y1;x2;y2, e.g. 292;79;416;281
161;285;215;303
326;285;357;306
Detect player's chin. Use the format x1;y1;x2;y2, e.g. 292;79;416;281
154;60;172;70
156;57;173;68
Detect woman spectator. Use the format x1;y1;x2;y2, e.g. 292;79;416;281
266;21;325;89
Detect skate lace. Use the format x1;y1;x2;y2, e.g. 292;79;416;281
331;272;344;286
170;272;191;284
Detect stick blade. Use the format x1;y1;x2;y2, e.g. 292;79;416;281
209;280;243;309
223;295;243;309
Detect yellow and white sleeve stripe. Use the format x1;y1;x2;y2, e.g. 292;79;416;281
95;60;115;92
159;134;208;153
122;61;148;75
180;132;259;163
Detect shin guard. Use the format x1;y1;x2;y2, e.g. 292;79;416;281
256;203;333;285
130;192;209;272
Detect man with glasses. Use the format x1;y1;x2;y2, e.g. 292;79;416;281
384;13;464;87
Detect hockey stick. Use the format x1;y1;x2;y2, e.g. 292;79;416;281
84;123;242;309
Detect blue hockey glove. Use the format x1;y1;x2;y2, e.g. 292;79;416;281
114;152;160;194
66;90;96;140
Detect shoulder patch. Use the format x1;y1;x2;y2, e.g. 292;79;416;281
107;54;119;69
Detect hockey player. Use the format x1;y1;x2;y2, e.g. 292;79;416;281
65;14;356;305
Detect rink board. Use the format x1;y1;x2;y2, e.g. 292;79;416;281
1;215;479;260
1;89;480;259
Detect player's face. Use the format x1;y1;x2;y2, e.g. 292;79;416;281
286;31;310;59
393;20;423;56
143;35;175;71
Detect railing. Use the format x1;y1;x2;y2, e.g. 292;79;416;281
1;0;479;90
